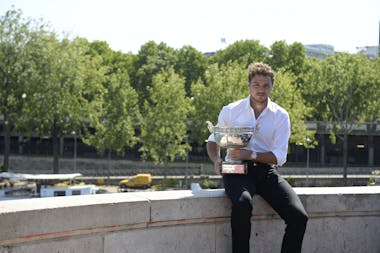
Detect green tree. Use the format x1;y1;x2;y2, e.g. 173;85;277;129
316;53;375;184
268;40;289;70
89;40;136;76
363;58;380;167
83;70;140;165
17;36;105;173
268;41;306;78
363;58;380;123
287;42;306;76
175;45;208;95
132;41;178;104
139;68;192;164
0;8;49;171
297;57;325;120
210;40;269;66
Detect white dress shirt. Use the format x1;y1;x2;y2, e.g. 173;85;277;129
208;96;290;166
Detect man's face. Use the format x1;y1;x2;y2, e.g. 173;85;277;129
248;74;273;103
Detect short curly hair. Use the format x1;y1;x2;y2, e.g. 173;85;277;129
248;62;275;84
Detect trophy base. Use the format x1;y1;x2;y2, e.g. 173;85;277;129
220;162;247;174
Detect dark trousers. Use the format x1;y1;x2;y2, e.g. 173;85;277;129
223;162;308;253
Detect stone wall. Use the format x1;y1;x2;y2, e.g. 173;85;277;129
0;186;380;253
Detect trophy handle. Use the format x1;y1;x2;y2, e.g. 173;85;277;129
206;121;214;133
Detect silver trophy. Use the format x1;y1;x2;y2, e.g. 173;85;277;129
207;121;256;174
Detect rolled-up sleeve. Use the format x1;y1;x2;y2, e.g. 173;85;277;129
272;112;291;166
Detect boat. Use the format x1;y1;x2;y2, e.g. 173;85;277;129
0;172;97;198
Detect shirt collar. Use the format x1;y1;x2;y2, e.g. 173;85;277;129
245;96;276;112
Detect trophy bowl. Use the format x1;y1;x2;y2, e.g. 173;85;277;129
206;121;256;174
213;126;256;148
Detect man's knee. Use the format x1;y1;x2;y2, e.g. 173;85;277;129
287;208;308;229
231;190;253;216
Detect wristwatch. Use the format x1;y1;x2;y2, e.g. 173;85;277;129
251;151;257;161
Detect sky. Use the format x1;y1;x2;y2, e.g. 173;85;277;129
1;0;379;54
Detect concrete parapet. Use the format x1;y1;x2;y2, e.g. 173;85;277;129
0;186;379;253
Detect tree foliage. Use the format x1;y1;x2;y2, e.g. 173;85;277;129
210;39;269;66
139;68;192;164
82;41;140;163
0;8;51;171
319;53;373;126
268;40;289;70
83;70;140;159
361;58;380;122
132;41;178;104
175;45;208;95
17;36;105;172
305;53;379;183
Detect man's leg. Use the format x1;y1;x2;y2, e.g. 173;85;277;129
256;168;308;253
223;174;256;253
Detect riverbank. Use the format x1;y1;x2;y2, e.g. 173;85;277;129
3;155;379;176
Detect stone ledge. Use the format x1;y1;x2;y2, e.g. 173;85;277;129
0;186;379;253
0;194;151;244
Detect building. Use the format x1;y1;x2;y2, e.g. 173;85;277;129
288;122;380;167
356;46;379;58
304;44;335;59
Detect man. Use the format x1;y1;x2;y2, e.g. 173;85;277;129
206;62;308;253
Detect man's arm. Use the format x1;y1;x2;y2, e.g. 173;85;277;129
254;151;278;165
229;149;278;165
206;141;222;175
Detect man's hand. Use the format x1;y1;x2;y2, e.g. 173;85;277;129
213;156;223;175
206;141;222;175
229;148;251;161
